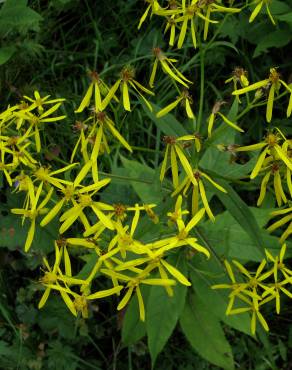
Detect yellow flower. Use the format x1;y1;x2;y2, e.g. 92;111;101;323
229;297;269;335
163;1;240;48
71;113;132;182
149;47;192;88
115;248;191;297
235;131;292;179
75;71;115;113
261;244;292;313
160;135;197;189
13;173;36;202
156;88;194;119
38;241;63;309
232;68;291;122
201;0;241;41
164;15;178;47
83;203;155;237
108;205;154;259
33;163;77;190
215;247;292;334
0;129;37;170
11;183;53;252
23;90;65;113
207;101;243;138
232;259;271;310
38;241;87;309
10;144;37;170
101;66;154;112
249;0;276;25
173;2;213;48
212;260;262;315
149;203;210;258
225;67;249;102
172;169;227;220
267;208;292;244
101;268;176;321
40;182;79;227
257;158;290;207
261;278;292;314
14;103;66;152
0;156;15;186
43;282;123;318
265;244;292;279
138;0;161;29
167;194;189;225
90;111;132;158
59;178;113;234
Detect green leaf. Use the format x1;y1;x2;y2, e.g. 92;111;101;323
211;179;265;258
100;166;138;205
269;0;292;15
253;29;291;58
0;213;56;256
143;103;188;137
0;46;16;65
120;156;170;203
0;0;43;34
218;17;243;44
75;253;99;280
37;296;76;339
199;208;292;261
146;256;188;366
122;294;147;346
276;12;292;22
180;293;234;370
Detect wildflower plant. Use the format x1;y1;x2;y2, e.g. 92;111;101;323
1;0;292;368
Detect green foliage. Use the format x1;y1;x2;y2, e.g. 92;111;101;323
0;0;292;369
180;293;234;369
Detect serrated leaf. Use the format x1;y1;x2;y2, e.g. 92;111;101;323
253;29;291;58
180;293;234;370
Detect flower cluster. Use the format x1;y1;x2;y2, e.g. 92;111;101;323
0;90;211;321
232;68;292;123
37;195;210;320
139;0;241;48
212;244;292;335
1;1;291;338
235;130;292;207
